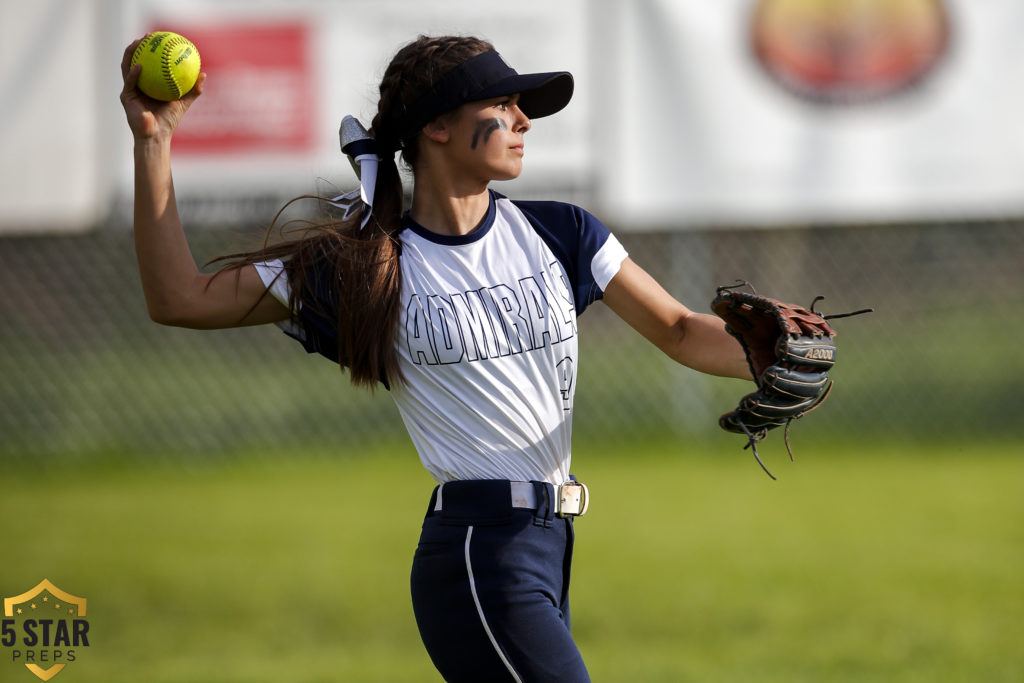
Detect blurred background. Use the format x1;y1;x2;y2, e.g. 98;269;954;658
2;0;1021;460
1;1;1022;681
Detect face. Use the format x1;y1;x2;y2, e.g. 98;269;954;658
441;94;532;183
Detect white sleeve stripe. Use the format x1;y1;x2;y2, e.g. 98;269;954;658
253;260;305;338
591;235;629;291
253;259;290;307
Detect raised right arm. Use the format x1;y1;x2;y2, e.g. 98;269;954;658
120;39;289;329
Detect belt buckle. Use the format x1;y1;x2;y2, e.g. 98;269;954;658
557;481;589;517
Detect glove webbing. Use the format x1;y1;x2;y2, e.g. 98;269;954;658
733;381;832;480
734;420;783;481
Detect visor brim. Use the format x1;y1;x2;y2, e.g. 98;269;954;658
473;71;574;119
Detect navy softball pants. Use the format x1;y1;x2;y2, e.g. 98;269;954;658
410;480;590;682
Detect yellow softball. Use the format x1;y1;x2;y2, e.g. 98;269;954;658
130;31;201;101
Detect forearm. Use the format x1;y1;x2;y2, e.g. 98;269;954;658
602;258;752;381
121;49;284;329
671;312;752;381
132;139;202;322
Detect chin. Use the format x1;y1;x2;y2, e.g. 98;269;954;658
492;165;523;181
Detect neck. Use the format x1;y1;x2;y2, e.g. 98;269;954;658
409;174;491;237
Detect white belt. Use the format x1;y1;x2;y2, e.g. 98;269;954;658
434;481;590;517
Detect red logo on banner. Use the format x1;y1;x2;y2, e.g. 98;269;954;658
153;22;315;154
750;0;951;104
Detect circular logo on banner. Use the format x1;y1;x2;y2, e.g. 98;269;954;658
750;0;951;104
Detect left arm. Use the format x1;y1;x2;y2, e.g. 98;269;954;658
601;258;752;381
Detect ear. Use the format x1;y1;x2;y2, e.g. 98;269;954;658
421;117;451;144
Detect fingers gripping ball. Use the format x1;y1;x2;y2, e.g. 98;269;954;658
130;32;201;101
711;282;871;479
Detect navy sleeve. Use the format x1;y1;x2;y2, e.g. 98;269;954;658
283;260;341;364
281;260;391;388
510;199;613;316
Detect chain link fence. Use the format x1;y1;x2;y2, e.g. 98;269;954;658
2;217;1021;463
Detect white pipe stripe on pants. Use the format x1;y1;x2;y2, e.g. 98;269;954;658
464;525;524;683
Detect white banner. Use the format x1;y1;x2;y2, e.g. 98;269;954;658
118;0;593;211
0;1;109;234
5;0;1024;233
593;0;1024;228
1;0;592;233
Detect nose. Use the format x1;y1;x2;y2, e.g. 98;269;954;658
513;104;531;133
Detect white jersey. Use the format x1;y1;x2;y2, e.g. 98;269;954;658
256;191;627;486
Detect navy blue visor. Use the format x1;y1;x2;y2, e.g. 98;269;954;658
400;50;573;139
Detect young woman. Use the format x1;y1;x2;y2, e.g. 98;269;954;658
121;34;750;683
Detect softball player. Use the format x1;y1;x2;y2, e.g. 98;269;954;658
121;34;751;682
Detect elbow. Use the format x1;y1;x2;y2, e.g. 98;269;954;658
664;315;691;362
145;294;195;328
147;305;187;327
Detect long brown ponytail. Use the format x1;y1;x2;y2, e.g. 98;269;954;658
214;35;493;389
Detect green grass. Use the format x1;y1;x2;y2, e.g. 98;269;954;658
1;438;1021;682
